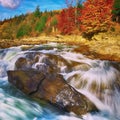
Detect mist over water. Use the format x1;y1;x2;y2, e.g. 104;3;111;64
0;43;120;120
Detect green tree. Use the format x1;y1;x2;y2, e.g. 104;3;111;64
35;15;48;32
112;0;120;22
113;0;120;15
51;17;58;26
16;24;31;38
34;6;42;18
76;0;83;8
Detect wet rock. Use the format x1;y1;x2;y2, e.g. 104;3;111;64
7;52;98;115
15;52;72;73
15;57;29;70
7;70;98;115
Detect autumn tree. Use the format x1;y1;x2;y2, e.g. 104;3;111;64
79;0;114;38
58;7;76;34
58;0;83;34
0;22;13;39
58;0;76;34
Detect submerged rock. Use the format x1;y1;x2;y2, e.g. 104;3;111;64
7;69;97;115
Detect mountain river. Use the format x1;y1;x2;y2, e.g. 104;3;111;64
0;43;120;120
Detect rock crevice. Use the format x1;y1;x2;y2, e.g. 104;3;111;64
29;75;46;96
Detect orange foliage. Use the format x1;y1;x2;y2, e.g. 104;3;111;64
58;7;76;34
0;1;116;39
79;0;114;37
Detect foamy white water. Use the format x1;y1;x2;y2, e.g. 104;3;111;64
0;43;120;120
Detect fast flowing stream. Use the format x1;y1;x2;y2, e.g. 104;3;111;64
0;43;120;120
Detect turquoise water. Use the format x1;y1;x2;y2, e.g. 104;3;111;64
0;78;61;120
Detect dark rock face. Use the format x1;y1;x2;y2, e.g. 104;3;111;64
7;52;98;115
7;70;97;115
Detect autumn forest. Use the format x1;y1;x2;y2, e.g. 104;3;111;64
0;0;120;40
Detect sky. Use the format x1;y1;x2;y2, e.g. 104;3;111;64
0;0;67;21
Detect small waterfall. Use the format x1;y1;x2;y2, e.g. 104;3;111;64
32;54;48;71
62;53;120;116
0;43;120;120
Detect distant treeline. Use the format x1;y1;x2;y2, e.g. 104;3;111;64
0;0;119;40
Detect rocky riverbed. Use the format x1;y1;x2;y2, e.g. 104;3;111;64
0;42;120;120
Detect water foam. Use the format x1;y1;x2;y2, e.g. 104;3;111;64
0;44;120;120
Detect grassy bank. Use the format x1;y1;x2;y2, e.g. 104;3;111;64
0;32;120;62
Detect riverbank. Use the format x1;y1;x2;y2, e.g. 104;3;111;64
0;32;120;62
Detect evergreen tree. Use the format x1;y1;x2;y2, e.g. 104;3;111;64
34;6;42;18
112;0;120;22
35;15;48;32
16;24;31;38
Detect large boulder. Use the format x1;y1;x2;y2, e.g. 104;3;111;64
7;52;98;115
7;69;97;115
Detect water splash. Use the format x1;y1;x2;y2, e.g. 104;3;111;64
0;79;42;120
63;53;120;116
0;43;120;120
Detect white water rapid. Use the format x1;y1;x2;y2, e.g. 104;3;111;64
0;43;120;120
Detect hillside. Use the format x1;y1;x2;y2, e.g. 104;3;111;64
0;0;120;62
0;8;60;39
0;0;120;40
